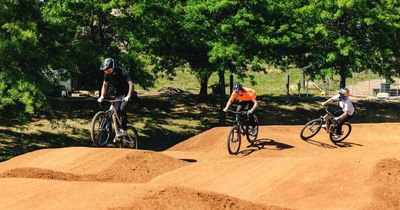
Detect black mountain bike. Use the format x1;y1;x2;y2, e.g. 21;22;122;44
90;99;138;149
225;109;259;155
300;106;352;143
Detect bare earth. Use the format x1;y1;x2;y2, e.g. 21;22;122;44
0;123;399;210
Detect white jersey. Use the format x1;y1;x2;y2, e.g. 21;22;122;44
331;95;354;116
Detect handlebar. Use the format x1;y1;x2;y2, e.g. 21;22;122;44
322;106;338;123
100;99;123;103
225;109;249;115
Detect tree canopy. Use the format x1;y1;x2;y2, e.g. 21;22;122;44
0;0;399;118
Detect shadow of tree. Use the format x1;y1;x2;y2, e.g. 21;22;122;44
0;94;398;161
0;129;89;162
255;95;400;126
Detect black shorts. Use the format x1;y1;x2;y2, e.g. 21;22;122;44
333;109;353;120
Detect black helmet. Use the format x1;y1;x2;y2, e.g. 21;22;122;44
233;83;243;91
99;58;117;72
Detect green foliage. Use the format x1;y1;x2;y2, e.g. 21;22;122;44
0;70;48;115
0;0;52;119
293;0;400;87
1;0;400;120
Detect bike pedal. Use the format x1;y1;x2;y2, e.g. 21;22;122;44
113;137;121;143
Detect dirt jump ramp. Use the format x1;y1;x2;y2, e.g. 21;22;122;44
0;123;399;209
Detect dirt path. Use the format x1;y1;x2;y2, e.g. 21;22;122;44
0;123;399;209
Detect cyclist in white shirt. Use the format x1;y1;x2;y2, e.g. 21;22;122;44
322;88;355;137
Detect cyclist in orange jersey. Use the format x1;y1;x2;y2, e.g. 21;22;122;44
223;83;258;127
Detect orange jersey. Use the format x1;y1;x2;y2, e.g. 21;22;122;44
229;87;257;102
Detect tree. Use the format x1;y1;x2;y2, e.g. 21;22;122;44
0;0;51;119
42;0;154;90
293;0;400;88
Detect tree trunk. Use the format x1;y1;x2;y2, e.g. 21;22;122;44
339;72;346;88
229;74;234;94
285;72;290;96
218;71;226;96
199;75;209;99
218;71;226;125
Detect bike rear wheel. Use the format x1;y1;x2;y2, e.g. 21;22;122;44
227;125;241;155
330;122;352;143
90;111;112;146
118;126;139;149
300;118;323;140
246;114;259;144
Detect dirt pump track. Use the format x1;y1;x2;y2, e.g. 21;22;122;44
0;123;400;210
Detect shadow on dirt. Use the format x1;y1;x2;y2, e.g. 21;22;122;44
239;138;294;156
335;142;363;148
301;138;363;149
179;158;198;163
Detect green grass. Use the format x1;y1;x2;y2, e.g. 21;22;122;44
138;68;383;96
0;68;395;162
1;93;400;162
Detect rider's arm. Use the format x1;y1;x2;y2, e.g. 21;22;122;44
127;80;134;97
100;81;108;98
322;98;334;106
250;99;258;112
224;92;237;110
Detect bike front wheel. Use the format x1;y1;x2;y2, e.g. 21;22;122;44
246;114;259;144
300;118;323;140
118;126;139;149
227;125;241;155
330;122;352;143
90;111;112;146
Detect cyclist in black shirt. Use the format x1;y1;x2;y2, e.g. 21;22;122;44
97;58;134;137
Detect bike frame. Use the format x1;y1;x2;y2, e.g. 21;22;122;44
102;99;123;138
226;109;251;131
322;107;338;133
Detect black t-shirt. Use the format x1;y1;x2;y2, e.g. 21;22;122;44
104;70;132;96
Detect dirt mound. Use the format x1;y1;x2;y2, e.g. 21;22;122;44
0;167;81;181
0;178;290;210
366;158;400;210
0;148;189;183
91;150;189;182
121;186;290;210
2;123;400;209
169;127;228;152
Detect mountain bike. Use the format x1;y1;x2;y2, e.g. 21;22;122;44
225;109;259;155
300;106;352;143
90;99;138;149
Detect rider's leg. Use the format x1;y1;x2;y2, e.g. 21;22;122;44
336;114;352;135
324;114;330;132
114;100;122;130
332;109;345;134
335;117;346;135
236;101;247;112
247;101;256;127
238;101;256;127
120;100;129;131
